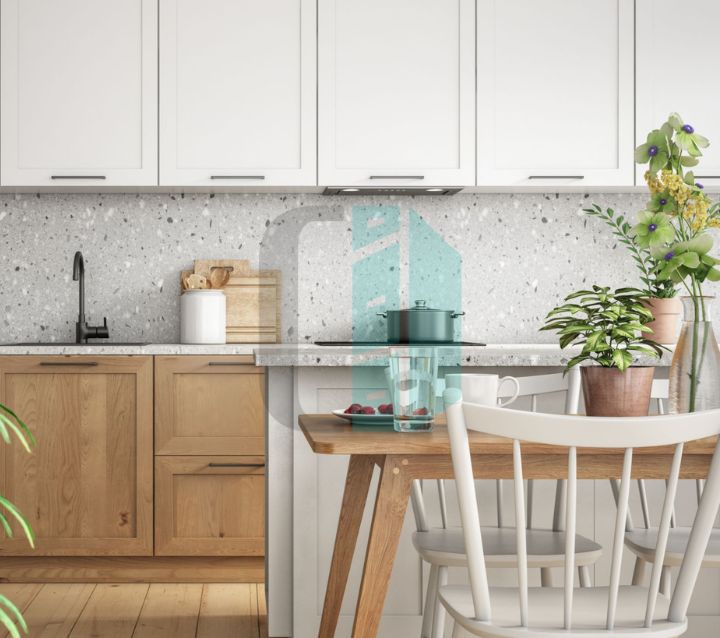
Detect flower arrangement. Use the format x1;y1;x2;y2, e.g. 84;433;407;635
632;113;720;288
632;113;720;412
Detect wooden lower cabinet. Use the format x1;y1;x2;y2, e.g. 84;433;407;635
155;456;265;556
0;356;153;556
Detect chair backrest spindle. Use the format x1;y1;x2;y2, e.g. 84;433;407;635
607;448;633;630
670;438;720;622
513;440;529;626
645;442;684;627
564;446;577;629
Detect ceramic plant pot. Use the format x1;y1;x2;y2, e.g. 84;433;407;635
643;297;683;344
581;366;655;417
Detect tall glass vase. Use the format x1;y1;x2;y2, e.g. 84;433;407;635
669;296;720;413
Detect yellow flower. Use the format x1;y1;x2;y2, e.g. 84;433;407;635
645;170;663;195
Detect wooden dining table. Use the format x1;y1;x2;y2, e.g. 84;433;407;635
299;413;717;638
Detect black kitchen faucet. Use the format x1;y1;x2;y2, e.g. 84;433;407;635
72;251;110;343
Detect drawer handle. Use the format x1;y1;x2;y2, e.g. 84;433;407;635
369;175;424;180
210;175;265;180
208;462;265;468
528;175;584;180
39;361;99;367
51;175;107;180
207;362;248;367
695;175;720;179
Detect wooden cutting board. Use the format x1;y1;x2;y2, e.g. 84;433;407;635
187;259;281;343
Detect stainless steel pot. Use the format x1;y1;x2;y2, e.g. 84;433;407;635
377;300;465;343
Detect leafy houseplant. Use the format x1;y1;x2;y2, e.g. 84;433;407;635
583;205;682;344
541;286;665;416
0;404;35;638
633;113;720;412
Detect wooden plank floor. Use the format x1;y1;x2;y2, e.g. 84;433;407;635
0;583;267;638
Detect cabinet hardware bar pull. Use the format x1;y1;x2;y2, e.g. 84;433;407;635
207;362;248;366
210;175;265;180
528;175;584;180
39;361;99;366
695;175;720;179
208;462;265;468
369;175;424;180
50;175;106;180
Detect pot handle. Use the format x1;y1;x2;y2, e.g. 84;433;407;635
376;312;388;319
451;311;466;319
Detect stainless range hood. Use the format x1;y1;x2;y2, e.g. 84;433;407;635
323;186;462;196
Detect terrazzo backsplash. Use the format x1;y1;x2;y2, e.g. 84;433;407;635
0;191;688;344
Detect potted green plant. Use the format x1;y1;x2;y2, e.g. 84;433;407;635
0;403;35;638
541;286;666;416
584;205;682;343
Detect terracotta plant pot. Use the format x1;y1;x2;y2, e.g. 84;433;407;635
643;297;683;344
581;366;655;417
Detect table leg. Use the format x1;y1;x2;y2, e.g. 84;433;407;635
318;454;377;638
352;455;413;638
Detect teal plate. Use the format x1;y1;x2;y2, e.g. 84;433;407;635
332;409;394;426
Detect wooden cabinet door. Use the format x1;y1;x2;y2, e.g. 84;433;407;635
636;0;720;186
318;0;475;187
159;0;316;186
476;0;634;187
0;356;153;556
155;456;265;556
155;356;265;456
0;0;158;186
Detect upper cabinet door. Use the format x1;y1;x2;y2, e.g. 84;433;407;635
318;0;475;187
477;0;634;187
160;0;316;187
637;0;720;186
0;0;157;187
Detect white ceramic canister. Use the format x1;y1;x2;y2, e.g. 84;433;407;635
180;290;227;344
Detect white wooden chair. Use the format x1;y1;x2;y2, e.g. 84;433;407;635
412;373;602;638
441;388;720;637
618;379;720;595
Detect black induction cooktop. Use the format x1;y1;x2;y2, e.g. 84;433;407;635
314;341;486;346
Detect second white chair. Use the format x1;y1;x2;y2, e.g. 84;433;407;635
412;372;603;638
440;390;720;637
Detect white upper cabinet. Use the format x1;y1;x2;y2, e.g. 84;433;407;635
318;0;475;188
159;0;316;187
0;0;157;187
476;0;634;187
637;0;720;186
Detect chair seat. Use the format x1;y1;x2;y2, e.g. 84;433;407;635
439;584;685;637
625;527;720;568
412;526;602;568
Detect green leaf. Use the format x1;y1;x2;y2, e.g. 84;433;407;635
0;606;22;638
0;595;27;635
0;498;34;548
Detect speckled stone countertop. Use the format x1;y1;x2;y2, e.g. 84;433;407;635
252;344;674;367
0;343;258;356
0;342;674;367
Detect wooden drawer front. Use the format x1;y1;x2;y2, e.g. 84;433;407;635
155;356;265;455
155;456;265;556
0;356;153;556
